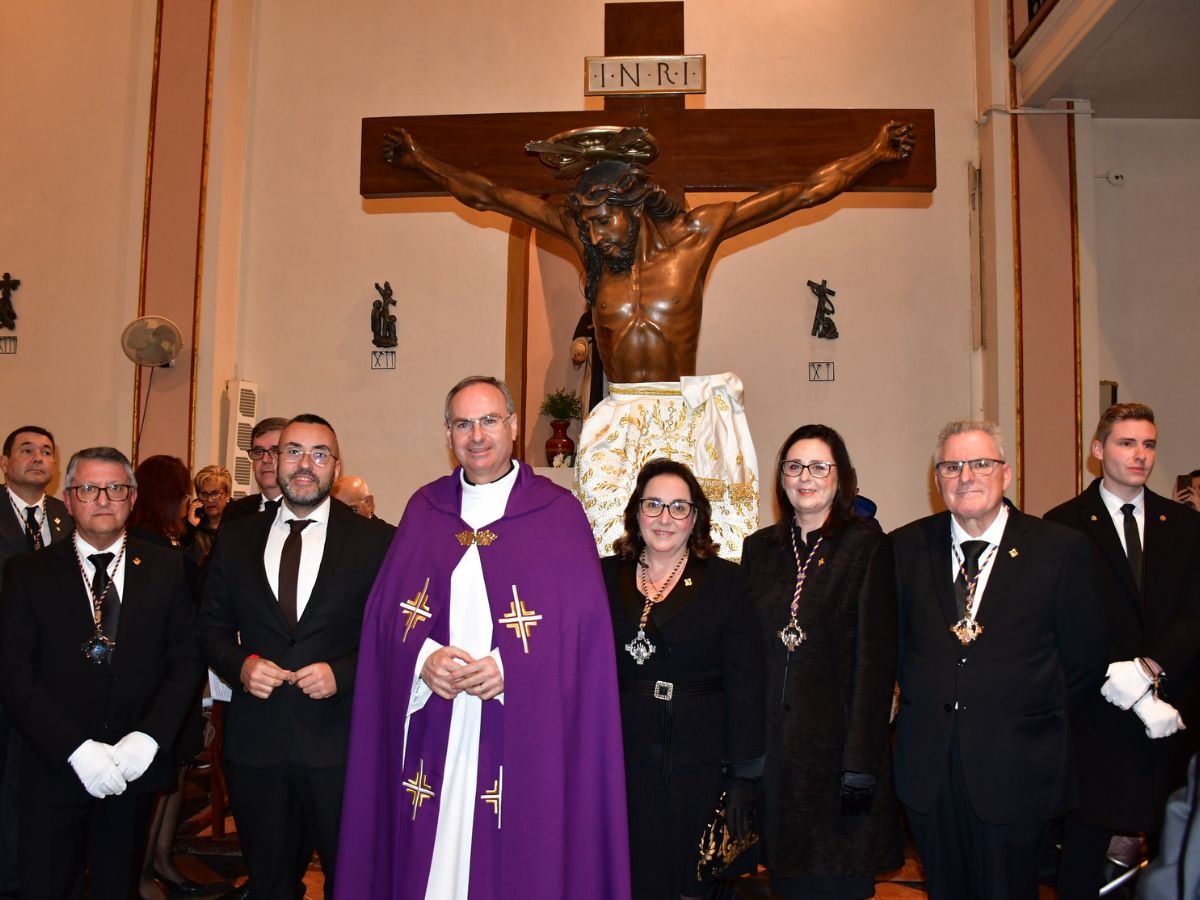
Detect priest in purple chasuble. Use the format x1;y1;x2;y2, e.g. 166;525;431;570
335;377;631;900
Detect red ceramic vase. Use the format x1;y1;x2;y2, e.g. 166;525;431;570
545;420;575;467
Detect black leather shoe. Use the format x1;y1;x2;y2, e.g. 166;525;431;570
154;868;209;896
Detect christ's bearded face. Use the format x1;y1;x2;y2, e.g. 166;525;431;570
578;203;639;271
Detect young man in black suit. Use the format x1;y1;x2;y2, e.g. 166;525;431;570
1045;403;1200;899
0;446;203;899
891;420;1106;900
0;425;75;896
198;414;392;899
222;416;290;522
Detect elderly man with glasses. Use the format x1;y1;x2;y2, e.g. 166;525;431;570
335;375;630;900
0;446;202;899
199;415;393;899
889;420;1107;900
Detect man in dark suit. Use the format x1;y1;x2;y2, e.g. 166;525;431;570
892;419;1106;900
1045;402;1200;899
199;414;392;899
0;425;74;896
222;416;289;523
0;446;203;899
0;426;73;579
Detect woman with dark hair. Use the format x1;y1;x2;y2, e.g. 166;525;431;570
127;455;192;548
602;457;765;900
128;455;209;898
741;425;902;899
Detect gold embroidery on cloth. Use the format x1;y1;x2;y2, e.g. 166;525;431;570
497;586;542;654
455;528;498;547
403;759;436;819
480;766;503;829
400;577;432;641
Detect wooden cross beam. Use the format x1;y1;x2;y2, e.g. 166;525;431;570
359;2;935;199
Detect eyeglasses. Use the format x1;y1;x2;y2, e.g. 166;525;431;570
639;498;696;520
197;489;227;501
274;447;338;467
68;483;133;503
247;447;277;461
780;460;835;479
935;458;1004;478
449;414;512;434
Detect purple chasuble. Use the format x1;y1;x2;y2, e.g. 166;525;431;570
335;464;631;899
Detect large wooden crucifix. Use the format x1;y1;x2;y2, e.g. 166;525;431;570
359;2;936;413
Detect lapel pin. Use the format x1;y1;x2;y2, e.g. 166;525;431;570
684;578;692;586
133;557;142;566
1089;515;1098;522
818;558;826;566
1159;514;1167;522
1009;548;1019;558
53;517;62;525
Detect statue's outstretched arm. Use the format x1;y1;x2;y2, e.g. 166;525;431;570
384;129;573;242
718;121;914;240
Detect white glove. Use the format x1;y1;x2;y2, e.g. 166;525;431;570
112;731;159;782
67;740;127;798
1100;660;1153;709
1132;693;1186;739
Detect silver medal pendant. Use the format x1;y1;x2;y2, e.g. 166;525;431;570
81;631;115;665
626;629;656;665
778;619;807;652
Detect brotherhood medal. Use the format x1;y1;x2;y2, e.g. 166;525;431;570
75;538;126;665
626;548;689;665
949;543;997;647
778;529;823;652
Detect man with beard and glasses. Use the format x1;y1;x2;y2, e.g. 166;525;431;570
384;124;913;559
198;415;392;899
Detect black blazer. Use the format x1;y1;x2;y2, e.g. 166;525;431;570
1044;480;1200;830
0;536;203;798
221;492;268;523
891;508;1107;823
198;501;393;768
0;494;72;587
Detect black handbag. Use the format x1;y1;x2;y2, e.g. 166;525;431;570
695;790;760;882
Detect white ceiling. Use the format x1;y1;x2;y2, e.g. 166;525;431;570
1043;0;1200;118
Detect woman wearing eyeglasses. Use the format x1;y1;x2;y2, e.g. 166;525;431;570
740;425;902;900
189;465;232;564
601;457;765;900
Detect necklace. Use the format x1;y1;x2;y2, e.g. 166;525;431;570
72;535;127;664
778;526;824;652
949;541;998;646
625;547;689;665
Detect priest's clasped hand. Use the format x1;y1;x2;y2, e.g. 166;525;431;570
68;739;127;799
421;646;504;701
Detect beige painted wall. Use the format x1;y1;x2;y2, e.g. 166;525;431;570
1093;118;1200;496
0;2;156;476
224;0;979;528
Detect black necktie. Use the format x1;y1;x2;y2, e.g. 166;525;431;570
1121;503;1143;591
954;540;989;617
24;506;43;551
88;552;121;641
264;497;281;516
278;519;312;628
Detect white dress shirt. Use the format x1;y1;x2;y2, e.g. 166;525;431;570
263;496;331;621
949;503;1009;616
1098;481;1145;554
73;532;127;618
6;486;51;547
